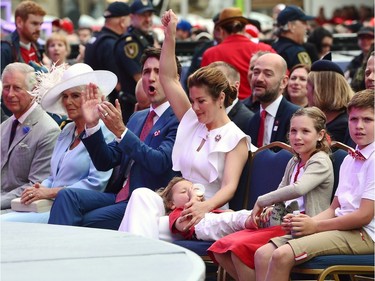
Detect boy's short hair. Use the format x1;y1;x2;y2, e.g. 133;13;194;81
347;89;375;113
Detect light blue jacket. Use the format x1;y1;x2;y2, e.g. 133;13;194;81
42;121;114;191
1;120;115;223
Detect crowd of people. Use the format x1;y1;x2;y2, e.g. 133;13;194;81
0;1;374;281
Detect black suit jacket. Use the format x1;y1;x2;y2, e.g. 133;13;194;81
241;96;260;114
228;101;254;133
246;97;300;147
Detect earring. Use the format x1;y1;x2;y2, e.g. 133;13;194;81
220;105;223;109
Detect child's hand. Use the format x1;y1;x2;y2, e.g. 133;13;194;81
281;213;294;233
251;202;264;226
259;206;272;223
245;213;259;229
289;214;317;237
181;200;210;231
175;214;193;233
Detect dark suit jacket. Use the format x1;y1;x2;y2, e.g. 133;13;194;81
326;111;348;143
246;97;300;147
228;101;254;133
241;96;260;114
82;106;179;195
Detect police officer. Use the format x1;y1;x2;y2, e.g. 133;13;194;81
114;0;156;124
84;1;131;105
272;5;314;70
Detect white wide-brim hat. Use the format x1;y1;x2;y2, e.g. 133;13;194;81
40;63;117;116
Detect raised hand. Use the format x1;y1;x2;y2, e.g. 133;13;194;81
161;9;178;37
81;83;103;128
97;99;126;138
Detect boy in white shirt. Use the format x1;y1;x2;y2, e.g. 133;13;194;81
255;89;374;281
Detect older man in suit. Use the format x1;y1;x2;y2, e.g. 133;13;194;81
48;48;180;230
246;53;300;147
1;62;60;210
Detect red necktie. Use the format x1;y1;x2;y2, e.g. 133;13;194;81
115;111;156;203
348;149;366;161
139;110;156;141
9;119;19;148
257;110;267;147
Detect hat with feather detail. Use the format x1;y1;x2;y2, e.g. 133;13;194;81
33;63;117;116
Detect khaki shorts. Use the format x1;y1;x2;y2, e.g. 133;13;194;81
270;229;374;264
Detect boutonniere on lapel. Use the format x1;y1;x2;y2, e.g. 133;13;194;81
154;130;160;137
273;120;279;132
23;126;30;134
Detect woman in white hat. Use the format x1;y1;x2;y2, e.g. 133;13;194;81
1;63;117;223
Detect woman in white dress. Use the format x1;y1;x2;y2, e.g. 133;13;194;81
118;9;251;241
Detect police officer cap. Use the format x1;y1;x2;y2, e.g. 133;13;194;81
277;5;315;26
311;53;344;76
130;0;155;14
103;1;130;18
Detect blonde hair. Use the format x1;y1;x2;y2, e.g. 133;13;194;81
45;33;71;59
156;177;186;214
308;71;354;111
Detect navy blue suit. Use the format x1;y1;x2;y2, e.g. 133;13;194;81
246;97;300;147
48;107;179;230
241;96;260;114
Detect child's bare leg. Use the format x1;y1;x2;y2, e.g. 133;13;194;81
232;253;255;281
254;243;276;281
264;244;295;281
213;252;239;280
